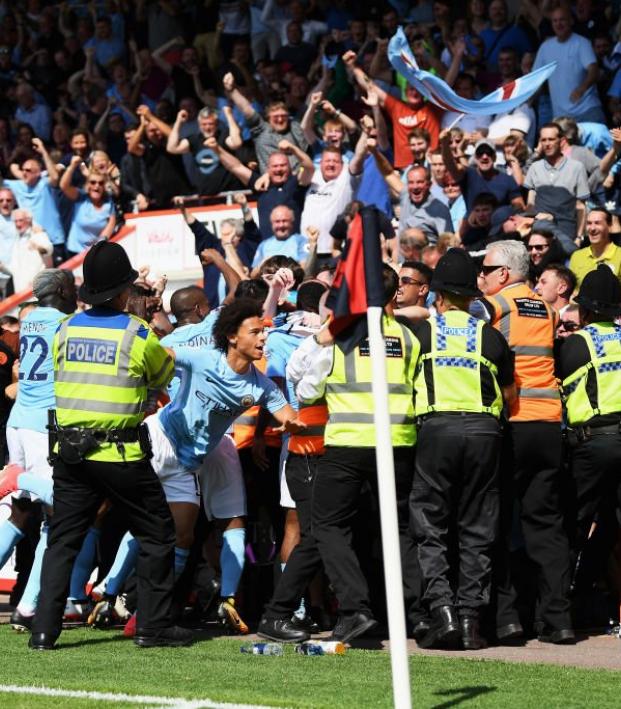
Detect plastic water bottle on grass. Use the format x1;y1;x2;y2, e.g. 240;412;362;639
295;641;346;655
240;642;284;655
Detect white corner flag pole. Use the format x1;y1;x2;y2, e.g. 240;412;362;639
367;305;412;709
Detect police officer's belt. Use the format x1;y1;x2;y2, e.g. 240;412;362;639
57;426;142;443
567;419;621;445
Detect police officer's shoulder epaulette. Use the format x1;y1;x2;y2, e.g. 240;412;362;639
127;312;151;340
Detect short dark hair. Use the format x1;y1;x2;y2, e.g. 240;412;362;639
472;192;498;209
296;280;328;313
401;261;433;284
259;255;304;287
234;278;269;302
382;264;399;305
212;298;264;352
589;206;612;225
542;263;577;299
540;121;564;139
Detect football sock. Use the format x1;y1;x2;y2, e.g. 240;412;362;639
16;524;48;616
104;531;139;597
221;527;245;598
0;520;25;569
69;527;101;600
174;546;190;578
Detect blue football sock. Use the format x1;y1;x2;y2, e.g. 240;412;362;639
174;547;190;579
0;520;25;569
69;527;101;601
16;473;53;506
16;524;48;615
104;532;139;597
221;528;245;598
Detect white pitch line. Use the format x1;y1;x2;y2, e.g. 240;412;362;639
0;684;280;709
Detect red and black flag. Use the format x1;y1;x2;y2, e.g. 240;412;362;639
327;206;385;354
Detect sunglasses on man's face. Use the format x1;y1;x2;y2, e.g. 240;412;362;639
479;264;507;275
399;276;423;286
558;320;579;332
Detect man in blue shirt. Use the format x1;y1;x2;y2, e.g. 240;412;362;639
0;270;76;631
4;138;65;263
251;206;308;270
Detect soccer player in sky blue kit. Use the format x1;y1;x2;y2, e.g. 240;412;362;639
112;296;304;634
0;270;77;630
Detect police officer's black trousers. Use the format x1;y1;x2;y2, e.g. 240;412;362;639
570;431;621;593
32;457;176;639
264;452;321;618
411;414;501;613
311;446;422;620
495;422;572;631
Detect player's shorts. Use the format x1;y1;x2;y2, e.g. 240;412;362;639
6;427;52;501
145;415;200;506
198;434;246;521
279;446;295;510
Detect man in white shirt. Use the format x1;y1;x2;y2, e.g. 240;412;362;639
8;209;53;292
300;143;365;254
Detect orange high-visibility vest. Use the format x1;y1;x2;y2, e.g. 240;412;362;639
287;399;328;456
486;282;561;423
232;356;282;449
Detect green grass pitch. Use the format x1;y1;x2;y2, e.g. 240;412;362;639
1;625;620;708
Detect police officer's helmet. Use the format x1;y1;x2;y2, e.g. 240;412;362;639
79;241;139;306
430;248;482;298
574;263;621;319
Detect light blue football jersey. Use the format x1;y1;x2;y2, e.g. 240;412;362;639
8;306;67;433
160;310;218;400
158;347;287;470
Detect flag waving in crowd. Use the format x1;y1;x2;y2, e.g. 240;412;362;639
388;27;557;116
327;207;385;353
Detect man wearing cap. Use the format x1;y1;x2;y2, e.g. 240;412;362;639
440;131;525;214
29;241;193;650
410;249;515;650
559;264;621;600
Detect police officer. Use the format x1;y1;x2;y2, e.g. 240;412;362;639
288;264;422;644
30;241;193;650
480;240;574;644
410;249;515;650
559;265;621;597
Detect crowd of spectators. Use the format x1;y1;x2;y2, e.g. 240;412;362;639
3;0;621;640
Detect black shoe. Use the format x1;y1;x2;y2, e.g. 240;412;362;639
538;627;575;645
331;612;378;644
10;608;34;632
417;605;460;649
411;619;431;642
289;614;320;634
496;622;524;643
257;617;310;643
134;625;194;648
29;633;57;650
461;616;487;650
